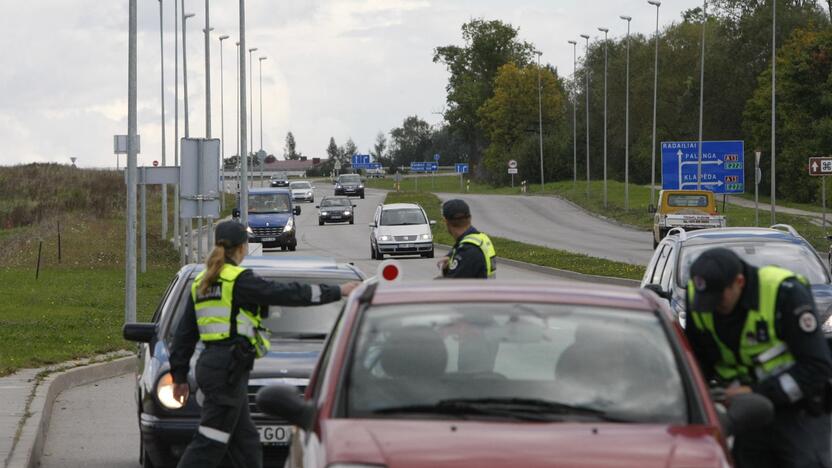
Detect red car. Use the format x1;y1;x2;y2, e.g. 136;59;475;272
258;280;771;468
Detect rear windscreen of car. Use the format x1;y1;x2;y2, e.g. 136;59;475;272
345;303;688;424
380;208;426;226
666;195;708;207
321;199;351;207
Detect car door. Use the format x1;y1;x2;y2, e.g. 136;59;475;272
371;206;381;245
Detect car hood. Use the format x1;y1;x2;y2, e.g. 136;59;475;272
321;206;352;212
322;420;727;468
291;188;312;194
376;224;431;237
250;339;323;380
247;212;292;227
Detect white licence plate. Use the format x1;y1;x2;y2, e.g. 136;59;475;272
258;425;292;445
261;237;276;242
331;215;341;219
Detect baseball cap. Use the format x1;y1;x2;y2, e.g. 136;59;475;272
689;247;743;311
442;199;471;220
215;220;249;248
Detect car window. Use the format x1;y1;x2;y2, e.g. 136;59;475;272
340;175;361;183
660;246;676;289
677;241;829;287
321;198;350;207
248;193;291;213
309;304;347;400
152;274;180;323
650;245;670;285
380;208;426;226
290;182;311;189
345;303;688;424
642;246;664;285
667;195;708;207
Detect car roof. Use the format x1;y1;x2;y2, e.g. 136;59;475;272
381;203;421;210
179;256;365;280
248;187;291;194
667;227;809;247
368;280;659;312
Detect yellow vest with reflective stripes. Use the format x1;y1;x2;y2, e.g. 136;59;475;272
450;232;496;278
687;266;800;384
191;264;271;358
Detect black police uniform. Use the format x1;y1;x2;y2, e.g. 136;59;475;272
685;261;832;468
442;226;489;279
169;260;341;468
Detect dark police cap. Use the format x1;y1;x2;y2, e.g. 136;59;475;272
442;199;471;220
215;220;249;247
689;247;743;311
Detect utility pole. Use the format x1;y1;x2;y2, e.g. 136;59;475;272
598;27;608;208
536;51;544;191
219;34;229;209
259;56;267;182
580;34;591;197
648;0;661;208
697;0;707;190
239;0;249;227
621;15;632;210
248;47;257;186
174;0;181;261
771;0;777;224
158;0;168;240
126;0;138;323
568;40;577;191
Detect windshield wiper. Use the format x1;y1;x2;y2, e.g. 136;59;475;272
373;397;627;422
272;332;328;340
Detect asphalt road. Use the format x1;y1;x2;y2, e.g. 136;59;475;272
436;192;654;265
39;185;557;467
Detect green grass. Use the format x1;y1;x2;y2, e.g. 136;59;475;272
384;191;645;280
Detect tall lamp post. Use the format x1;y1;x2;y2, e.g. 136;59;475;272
236;41;241;189
771;0;777;224
248;47;258;185
620;15;632;210
597;27;608;208
568;40;577;191
174;0;181;260
648;0;661;208
158;0;168;240
182;10;195;262
239;0;249;227
536;51;544;191
580;34;591;197
697;0;707;189
259;56;267;180
219;34;229;208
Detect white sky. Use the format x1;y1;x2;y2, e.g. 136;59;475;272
0;0;701;168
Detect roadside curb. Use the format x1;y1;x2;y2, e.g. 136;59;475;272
434;243;640;287
5;353;135;468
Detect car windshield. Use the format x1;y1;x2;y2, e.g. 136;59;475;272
340;175;361;184
321;198;351;207
380;208;426;226
290;182;311;189
346;303;687;424
271;173;287;180
667;194;708;207
248;193;291;213
677;241;829;287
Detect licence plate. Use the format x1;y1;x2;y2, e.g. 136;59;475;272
262;237;276;242
258;425;291;445
331;215;341;219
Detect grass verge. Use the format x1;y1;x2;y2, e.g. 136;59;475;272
383;191;646;281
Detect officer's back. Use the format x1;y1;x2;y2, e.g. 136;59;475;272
438;199;496;279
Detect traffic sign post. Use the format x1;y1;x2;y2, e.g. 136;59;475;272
455;163;469;191
661;141;745;194
755;150;762;226
809;157;832;229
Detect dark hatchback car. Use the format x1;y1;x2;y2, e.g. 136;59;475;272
122;257;364;468
270;172;290;187
641;224;832;339
317;196;356;225
334;174;364;199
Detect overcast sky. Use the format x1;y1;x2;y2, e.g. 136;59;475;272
0;0;702;168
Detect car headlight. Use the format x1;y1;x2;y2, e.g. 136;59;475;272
246;226;254;235
307;191;313;196
156;372;186;410
822;311;832;334
379;235;391;242
359;184;364;188
343;210;351;215
335;184;342;188
285;217;294;231
420;234;432;241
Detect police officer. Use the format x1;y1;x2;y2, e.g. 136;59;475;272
437;199;496;279
169;221;359;468
685;247;832;468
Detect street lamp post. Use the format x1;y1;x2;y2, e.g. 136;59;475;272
126;0;138;322
236;41;241;190
580;34;591;197
598;27;608;208
536;51;544;191
239;0;249;227
248;47;257;185
648;0;661;208
174;0;182;261
771;0;777;224
219;35;229;209
568;40;577;191
182;10;195;262
697;0;707;190
259;56;267;181
158;0;168;241
621;15;632;210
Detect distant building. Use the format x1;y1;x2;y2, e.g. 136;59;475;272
261;157;324;177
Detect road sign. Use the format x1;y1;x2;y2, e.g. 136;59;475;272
114;135;140;154
353;162;382;170
153;160;159;167
410;162;438;172
180;138;221;219
434;153;441;162
351;154;371;166
661;141;745;194
508;168;518;175
508;160;518;169
455;163;469;174
334;160;342;170
809;157;832;176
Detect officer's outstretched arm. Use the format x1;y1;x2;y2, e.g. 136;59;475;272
234;270;343;307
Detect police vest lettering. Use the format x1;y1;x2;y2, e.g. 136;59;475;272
192;264;271;357
687;266;801;384
451;232;496;278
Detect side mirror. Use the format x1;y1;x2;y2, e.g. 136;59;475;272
293;206;302;216
429;220;437;226
232;208;241;218
314;205;320;209
352;205;357;208
717;393;774;437
648;204;657;214
122;323;156;343
256;385;314;431
369;222;376;228
643;284;672;301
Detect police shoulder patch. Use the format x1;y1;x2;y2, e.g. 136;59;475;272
798;312;818;333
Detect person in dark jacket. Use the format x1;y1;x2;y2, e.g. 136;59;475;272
169;221;359;468
437;199;496;279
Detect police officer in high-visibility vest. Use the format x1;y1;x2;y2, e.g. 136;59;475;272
685;248;832;468
438;199;496;279
169;221;359;468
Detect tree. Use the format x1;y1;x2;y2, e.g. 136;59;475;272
388;116;433;168
283;132;300;160
371;132;387;161
340;138;358;163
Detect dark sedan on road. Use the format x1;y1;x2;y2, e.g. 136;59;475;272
641;224;832;338
122;257;364;468
270;172;290;187
257;280;768;468
317;197;356;225
334;174;364;199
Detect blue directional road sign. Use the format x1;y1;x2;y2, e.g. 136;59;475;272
411;162;438;172
434;153;441;162
351;154;370;166
455;163;469;174
661;141;745;194
352;162;382;170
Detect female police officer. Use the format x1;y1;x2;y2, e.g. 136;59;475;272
169;221;359;468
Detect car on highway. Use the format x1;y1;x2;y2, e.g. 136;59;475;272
234;188;301;251
369;203;435;259
289;180;315;203
316;196;356;225
256;279;766;468
651;190;726;248
334;173;364;199
270;172;290;187
641;224;832;336
122;256;365;468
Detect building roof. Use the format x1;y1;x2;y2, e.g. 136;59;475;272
263;159;323;171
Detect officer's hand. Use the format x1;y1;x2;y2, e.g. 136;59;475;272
339;282;361;297
172;383;190;405
437;256;450;271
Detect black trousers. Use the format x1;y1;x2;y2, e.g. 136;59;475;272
734;407;831;468
177;345;262;468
